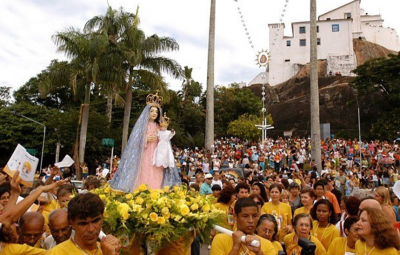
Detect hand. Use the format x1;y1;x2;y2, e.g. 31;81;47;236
41;179;68;193
147;134;157;143
232;231;244;247
10;171;21;194
101;235;120;255
244;235;261;254
0;173;8;185
284;224;294;233
50;166;60;176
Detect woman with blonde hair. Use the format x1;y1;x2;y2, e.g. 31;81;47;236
356;207;400;255
374;186;396;224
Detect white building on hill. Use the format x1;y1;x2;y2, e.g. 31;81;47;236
264;0;400;86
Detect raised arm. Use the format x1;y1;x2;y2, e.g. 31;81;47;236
0;172;67;224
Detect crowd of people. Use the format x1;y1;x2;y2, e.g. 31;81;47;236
1;136;400;254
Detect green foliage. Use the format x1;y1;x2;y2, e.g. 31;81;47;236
227;114;263;141
0;87;11;107
351;53;400;139
213;84;263;136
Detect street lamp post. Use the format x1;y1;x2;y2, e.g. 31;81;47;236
261;74;266;142
353;89;362;172
14;113;46;173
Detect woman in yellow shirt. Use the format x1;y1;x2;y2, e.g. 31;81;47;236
256;214;283;254
310;199;340;251
355;208;400;255
260;184;293;242
294;188;315;218
214;186;236;230
284;213;326;255
327;217;359;255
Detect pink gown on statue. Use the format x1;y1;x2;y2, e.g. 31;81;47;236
135;122;164;189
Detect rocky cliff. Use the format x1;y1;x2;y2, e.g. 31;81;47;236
249;39;397;138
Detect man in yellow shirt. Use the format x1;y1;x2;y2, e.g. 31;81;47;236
17;212;45;248
211;197;276;255
47;193;120;255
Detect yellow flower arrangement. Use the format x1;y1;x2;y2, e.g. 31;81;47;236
90;184;225;253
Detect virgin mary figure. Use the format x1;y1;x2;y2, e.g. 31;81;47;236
110;92;166;192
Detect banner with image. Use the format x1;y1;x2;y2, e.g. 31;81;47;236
3;144;39;187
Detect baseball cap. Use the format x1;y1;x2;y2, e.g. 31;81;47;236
205;173;213;179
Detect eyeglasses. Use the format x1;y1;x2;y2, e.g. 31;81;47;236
22;233;43;240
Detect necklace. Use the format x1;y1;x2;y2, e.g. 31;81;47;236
72;237;100;255
314;222;330;241
365;242;375;255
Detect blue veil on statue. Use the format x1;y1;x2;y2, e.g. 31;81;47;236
110;99;181;192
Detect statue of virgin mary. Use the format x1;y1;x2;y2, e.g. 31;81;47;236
110;92;180;192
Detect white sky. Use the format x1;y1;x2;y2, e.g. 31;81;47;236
0;0;399;93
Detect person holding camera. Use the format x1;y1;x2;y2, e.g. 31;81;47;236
284;213;326;255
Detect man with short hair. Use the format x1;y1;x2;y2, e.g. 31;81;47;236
200;173;214;195
43;209;73;249
211;197;276;255
47;193;120;255
18;212;45;248
235;182;250;199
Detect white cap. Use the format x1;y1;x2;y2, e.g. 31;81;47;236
205;173;213;179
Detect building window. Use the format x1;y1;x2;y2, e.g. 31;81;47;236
317;26;319;33
286;40;291;46
285;59;290;62
345;13;351;19
299;26;306;34
332;24;340;32
317;38;321;45
300;39;306;46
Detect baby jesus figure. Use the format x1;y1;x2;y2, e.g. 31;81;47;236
153;113;175;169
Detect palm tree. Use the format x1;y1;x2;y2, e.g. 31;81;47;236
205;0;216;151
84;6;182;152
52;28;109;176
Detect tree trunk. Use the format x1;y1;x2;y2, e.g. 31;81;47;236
205;0;215;151
310;0;322;173
78;82;91;171
106;92;113;124
122;81;132;152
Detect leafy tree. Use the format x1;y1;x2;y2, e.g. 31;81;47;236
0;86;11;107
351;53;400;139
213;84;262;136
227;114;261;141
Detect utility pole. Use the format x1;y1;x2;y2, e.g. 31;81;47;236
205;0;215;151
310;0;322;173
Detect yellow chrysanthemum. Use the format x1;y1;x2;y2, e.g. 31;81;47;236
174;215;182;222
150;192;159;200
117;203;130;221
99;194;106;201
180;205;190;216
163;186;170;192
135;197;144;204
202;204;210;212
104;186;111;193
142;213;148;219
161;207;169;215
190;203;199;211
158;216;166;225
138;184;147;192
125;193;133;200
150;212;158;222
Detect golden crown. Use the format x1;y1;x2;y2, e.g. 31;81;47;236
160;112;171;128
146;91;163;107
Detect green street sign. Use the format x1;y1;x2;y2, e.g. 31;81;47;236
102;138;115;147
26;148;38;156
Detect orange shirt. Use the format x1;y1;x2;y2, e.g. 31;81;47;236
325;192;341;215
